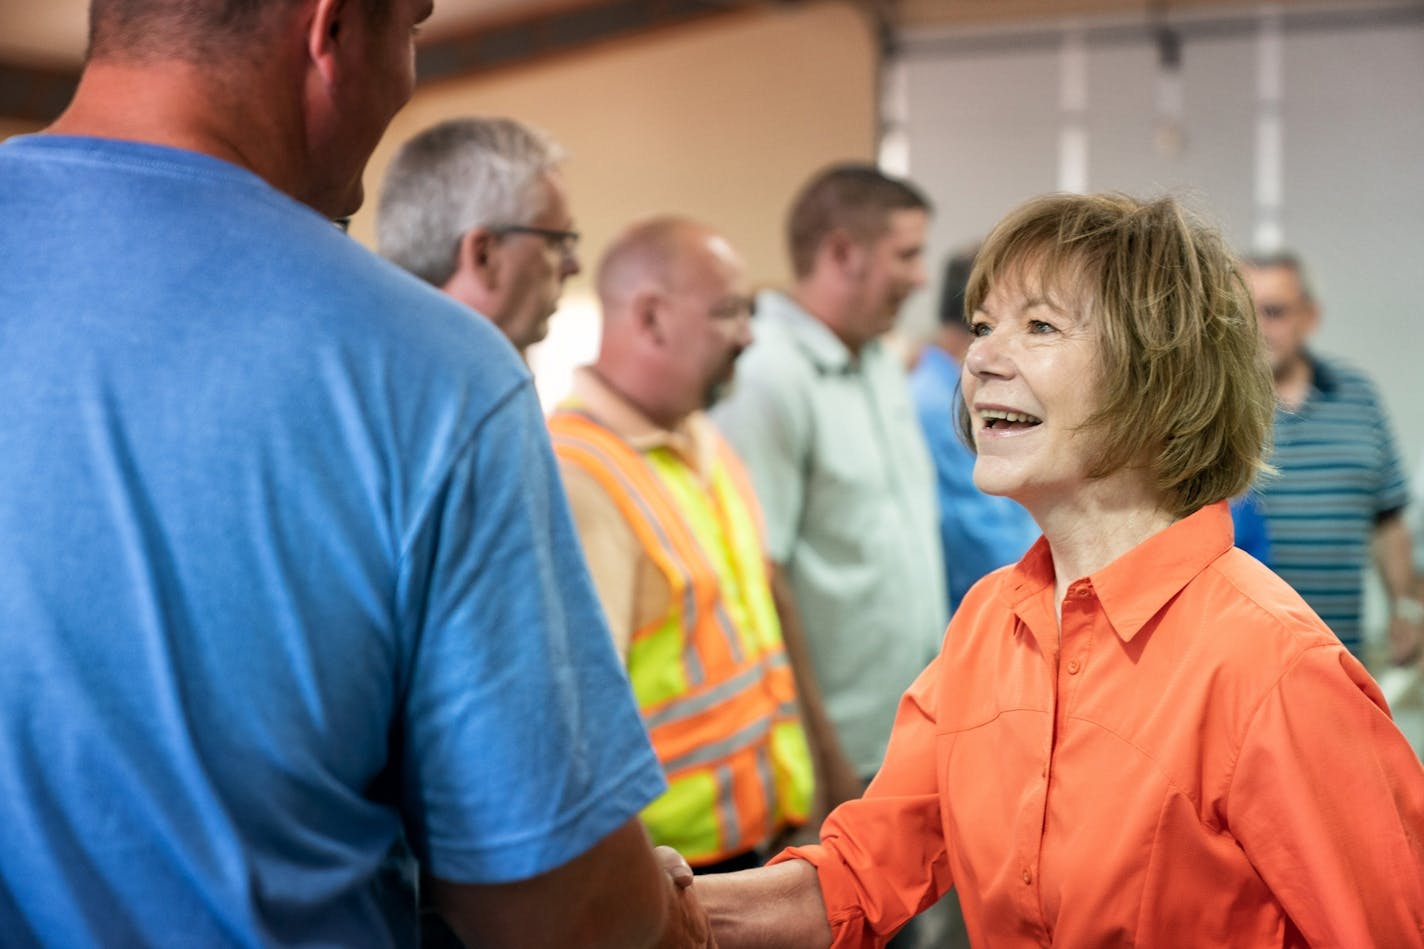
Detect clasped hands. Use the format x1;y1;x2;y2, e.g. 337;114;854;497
655;846;718;949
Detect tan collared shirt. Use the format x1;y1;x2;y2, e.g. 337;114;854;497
554;366;724;657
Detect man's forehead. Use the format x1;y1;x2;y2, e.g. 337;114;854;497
530;172;573;224
864;208;927;250
1244;264;1303;296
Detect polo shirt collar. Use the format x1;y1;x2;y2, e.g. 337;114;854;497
1304;350;1338;396
999;501;1234;644
758;289;859;376
564;366;716;477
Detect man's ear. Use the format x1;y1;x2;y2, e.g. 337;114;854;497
824;228;864;277
442;229;501;311
633;290;666;346
306;0;353;89
457;228;501;290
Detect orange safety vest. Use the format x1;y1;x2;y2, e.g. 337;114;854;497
550;409;813;865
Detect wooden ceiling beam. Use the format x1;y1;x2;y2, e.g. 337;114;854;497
416;0;805;83
0;0;805;122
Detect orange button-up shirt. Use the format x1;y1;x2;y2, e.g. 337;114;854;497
777;502;1424;947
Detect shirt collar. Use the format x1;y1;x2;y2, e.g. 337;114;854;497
1304;350;1338;396
562;366;716;477
998;501;1235;644
758;289;862;376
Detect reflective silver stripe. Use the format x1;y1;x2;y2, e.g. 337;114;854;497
552;427;705;688
663;716;771;775
713;601;746;665
754;744;776;833
776;701;799;720
645;660;768;731
715;763;741;855
681;587;702;688
653;453;749;666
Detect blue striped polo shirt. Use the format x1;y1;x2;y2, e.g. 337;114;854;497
1258;354;1409;653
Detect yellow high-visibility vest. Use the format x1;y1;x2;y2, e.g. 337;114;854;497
550;409;813;865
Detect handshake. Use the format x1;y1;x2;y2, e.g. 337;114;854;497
655;845;718;949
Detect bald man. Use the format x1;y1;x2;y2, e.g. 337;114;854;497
548;218;824;874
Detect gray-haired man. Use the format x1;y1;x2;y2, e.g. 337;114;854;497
378;117;581;354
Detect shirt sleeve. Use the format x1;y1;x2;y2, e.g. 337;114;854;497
395;382;666;884
1364;378;1410;517
1226;644;1424;946
710;354;809;565
555;457;640;659
771;653;953;946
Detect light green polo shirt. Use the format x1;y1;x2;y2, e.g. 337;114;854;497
712;290;947;776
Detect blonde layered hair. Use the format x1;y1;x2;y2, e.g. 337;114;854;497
959;193;1274;518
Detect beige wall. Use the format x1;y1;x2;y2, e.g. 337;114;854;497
348;0;879;290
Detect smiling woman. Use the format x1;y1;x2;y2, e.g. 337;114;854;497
957;193;1275;526
693;192;1424;949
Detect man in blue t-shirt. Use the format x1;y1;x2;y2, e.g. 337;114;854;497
0;1;710;946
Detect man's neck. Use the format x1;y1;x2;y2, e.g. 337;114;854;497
586;363;688;434
48;59;306;208
790;285;866;356
1274;353;1314;411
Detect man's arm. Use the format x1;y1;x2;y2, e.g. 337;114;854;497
770;565;862;817
695;859;832;949
1373;512;1424;665
432;819;712;948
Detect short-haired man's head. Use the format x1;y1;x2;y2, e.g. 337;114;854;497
961;192;1274;519
87;0;391;62
786;163;932;280
377;117;564;288
1237;249;1318;377
938;246;980;329
1240;250;1315;301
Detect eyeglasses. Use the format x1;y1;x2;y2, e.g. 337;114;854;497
708;295;756;321
495;225;580;259
1257;299;1304;320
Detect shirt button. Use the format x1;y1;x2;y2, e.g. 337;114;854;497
1075;587;1091;598
1022;868;1033;885
1066;659;1081;674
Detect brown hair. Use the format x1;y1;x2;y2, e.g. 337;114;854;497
88;0;390;62
959;192;1274;518
786;163;931;280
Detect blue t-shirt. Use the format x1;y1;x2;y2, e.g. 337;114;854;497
909;344;1039;613
1229;491;1273;567
0;136;664;946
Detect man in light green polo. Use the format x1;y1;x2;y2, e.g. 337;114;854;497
711;164;947;798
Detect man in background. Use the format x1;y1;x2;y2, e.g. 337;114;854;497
378;116;581;355
910;247;1038;614
0;0;708;944
712;164;946;798
1243;252;1421;665
550;216;818;873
